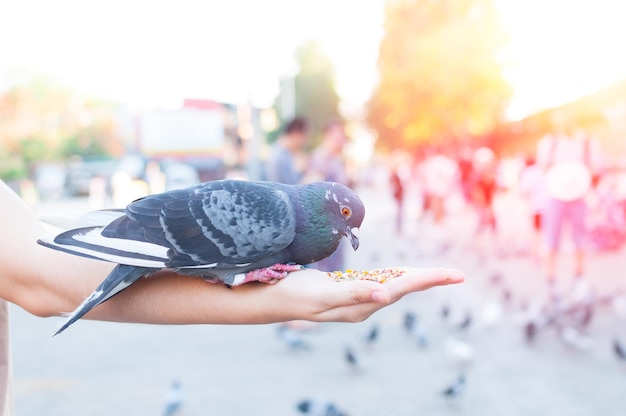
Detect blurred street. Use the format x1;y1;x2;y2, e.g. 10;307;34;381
11;181;626;416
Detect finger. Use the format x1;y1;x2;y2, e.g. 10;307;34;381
323;279;391;307
386;267;465;300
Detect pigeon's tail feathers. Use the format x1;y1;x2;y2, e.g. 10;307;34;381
40;209;126;230
38;226;170;268
54;264;151;335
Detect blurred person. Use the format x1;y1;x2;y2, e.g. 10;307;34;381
0;179;464;413
265;116;309;184
417;150;458;225
468;147;499;256
587;168;626;252
457;147;475;207
306;120;350;185
390;167;405;233
536;120;603;286
519;154;549;262
307;120;350;271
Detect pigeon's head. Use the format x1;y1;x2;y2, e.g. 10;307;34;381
319;182;365;251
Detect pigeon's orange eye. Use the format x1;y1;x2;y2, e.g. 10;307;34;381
341;206;352;218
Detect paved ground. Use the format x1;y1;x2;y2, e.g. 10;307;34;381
10;183;626;415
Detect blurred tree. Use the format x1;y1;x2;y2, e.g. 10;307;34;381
367;0;512;151
0;72;124;179
272;40;342;146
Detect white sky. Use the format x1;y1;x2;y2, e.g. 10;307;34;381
497;0;626;120
1;0;626;120
0;0;385;113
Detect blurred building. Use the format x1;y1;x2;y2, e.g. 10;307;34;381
134;99;237;182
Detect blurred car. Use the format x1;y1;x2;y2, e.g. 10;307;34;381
34;163;67;199
162;161;200;191
65;156;117;196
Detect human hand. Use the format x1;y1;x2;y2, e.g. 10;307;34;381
262;267;464;323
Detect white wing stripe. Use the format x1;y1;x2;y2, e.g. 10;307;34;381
47;241;167;268
72;228;170;259
179;263;218;269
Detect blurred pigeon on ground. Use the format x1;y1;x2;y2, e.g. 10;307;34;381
363;324;380;350
502;287;513;306
481;300;503;328
457;311;473;332
611;293;626;320
403;311;417;334
344;345;362;373
441;304;451;321
558;326;591;350
572;302;594;330
276;324;311;351
163;380;183;416
411;321;429;349
441;373;466;400
524;320;538;344
296;399;349;416
489;271;503;286
444;336;474;368
612;337;626;361
569;278;593;304
39;180;364;334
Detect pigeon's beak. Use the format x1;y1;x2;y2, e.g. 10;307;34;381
347;227;360;251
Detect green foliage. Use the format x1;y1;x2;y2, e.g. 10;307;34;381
367;0;513;150
0;71;123;179
19;136;55;164
0;151;27;180
61;128;109;158
274;40;342;145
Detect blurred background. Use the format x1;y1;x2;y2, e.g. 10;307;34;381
3;0;626;415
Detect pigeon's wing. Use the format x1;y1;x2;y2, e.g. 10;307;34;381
106;180;297;267
39;181;297;268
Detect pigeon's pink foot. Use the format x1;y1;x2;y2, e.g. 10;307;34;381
242;263;303;284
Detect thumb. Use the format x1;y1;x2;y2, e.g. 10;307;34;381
327;280;391;306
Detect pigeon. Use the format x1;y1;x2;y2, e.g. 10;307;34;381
363;324;380;350
572;302;594;330
411;321;429;349
39;180;364;334
403;311;417;334
441;304;451;321
457;311;473;332
296;399;349;416
276;324;311;351
480;300;503;328
612;337;626;361
441;373;466;400
444;336;474;368
524;320;538;344
488;271;503;286
163;380;183;416
344;345;362;373
558;326;591;350
502;287;513;305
